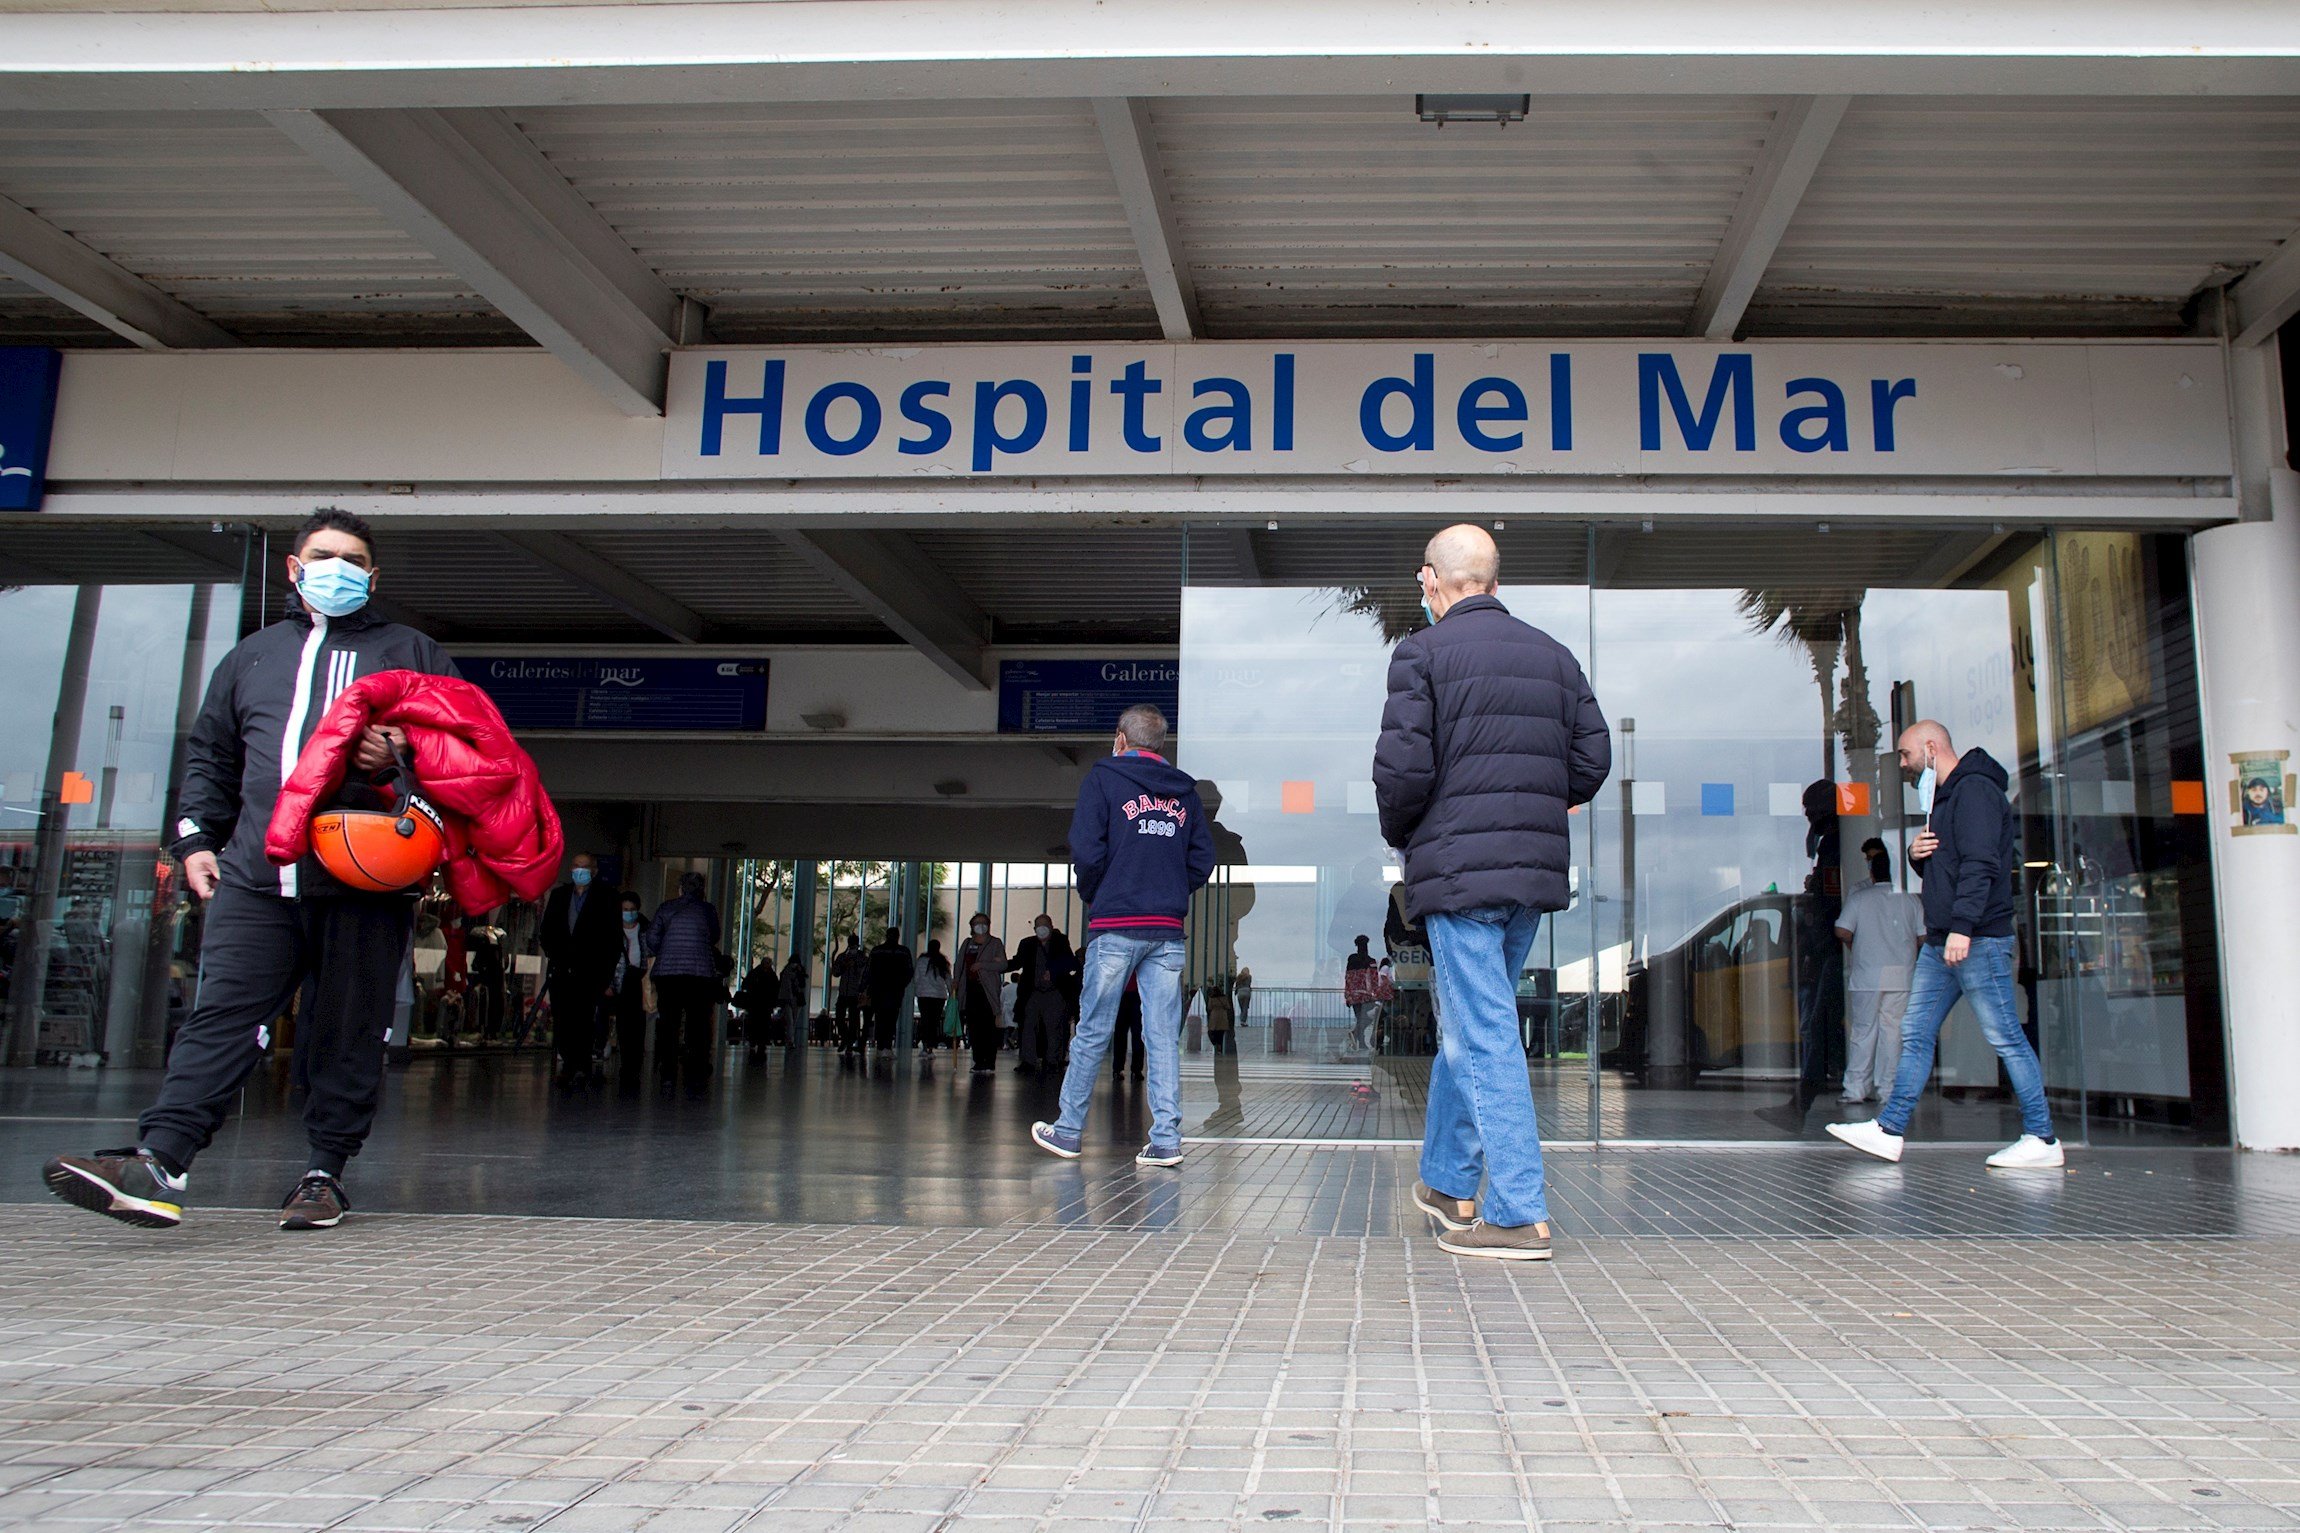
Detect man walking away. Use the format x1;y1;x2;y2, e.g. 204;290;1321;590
832;934;869;1060
1835;839;1923;1104
540;852;621;1087
1032;704;1214;1167
646;871;722;1088
1828;721;2063;1168
866;928;913;1060
1009;912;1076;1075
43;508;455;1231
1375;524;1611;1261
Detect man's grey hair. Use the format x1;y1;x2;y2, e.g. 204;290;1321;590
1117;703;1169;753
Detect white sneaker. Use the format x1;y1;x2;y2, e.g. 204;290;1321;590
1985;1134;2065;1170
1826;1119;1904;1163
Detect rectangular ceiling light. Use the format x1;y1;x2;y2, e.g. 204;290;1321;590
1415;93;1531;127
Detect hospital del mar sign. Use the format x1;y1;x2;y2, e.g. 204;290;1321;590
662;341;2230;481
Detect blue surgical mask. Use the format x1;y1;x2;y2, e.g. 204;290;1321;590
1420;599;1437;626
572;867;593;888
1915;765;1938;815
621;909;639;926
296;556;371;618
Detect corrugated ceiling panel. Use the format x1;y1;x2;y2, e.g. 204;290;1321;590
0;112;514;343
1755;98;2300;333
909;526;1182;637
569;529;874;630
1154;96;1777;337
514;102;1160;342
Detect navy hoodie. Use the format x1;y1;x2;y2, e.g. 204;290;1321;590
1913;747;2019;943
1068;750;1216;941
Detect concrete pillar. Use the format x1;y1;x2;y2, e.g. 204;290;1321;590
2195;335;2300;1150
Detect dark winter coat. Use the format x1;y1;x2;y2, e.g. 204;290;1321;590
541;881;625;986
867;938;915;1002
1069;750;1217;941
1373;594;1611;920
171;606;457;899
646;895;722;979
1911;748;2018;942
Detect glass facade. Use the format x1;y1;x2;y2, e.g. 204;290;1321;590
0;571;246;1071
1177;523;2225;1145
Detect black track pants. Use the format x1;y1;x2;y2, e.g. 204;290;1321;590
139;884;414;1175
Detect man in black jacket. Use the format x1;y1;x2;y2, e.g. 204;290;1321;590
43;508;457;1232
1375;524;1610;1262
1008;913;1076;1075
540;853;623;1086
1829;720;2063;1169
865;928;914;1059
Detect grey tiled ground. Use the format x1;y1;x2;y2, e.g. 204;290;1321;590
4;1203;2300;1532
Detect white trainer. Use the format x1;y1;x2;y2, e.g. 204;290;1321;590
1985;1134;2065;1170
1826;1119;1905;1163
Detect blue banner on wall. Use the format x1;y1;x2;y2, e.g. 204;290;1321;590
0;348;62;511
998;659;1179;735
463;656;768;732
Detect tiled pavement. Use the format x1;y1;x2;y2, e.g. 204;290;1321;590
6;1055;2300;1530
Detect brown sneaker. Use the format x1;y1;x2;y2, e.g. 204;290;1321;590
42;1148;185;1228
1411;1180;1478;1232
1437;1219;1553;1262
279;1172;349;1231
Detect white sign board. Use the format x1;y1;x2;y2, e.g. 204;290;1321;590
663;342;2230;480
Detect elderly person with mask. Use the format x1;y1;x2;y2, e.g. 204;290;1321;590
645;871;723;1088
956;912;1007;1076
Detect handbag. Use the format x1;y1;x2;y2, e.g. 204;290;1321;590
942;989;964;1039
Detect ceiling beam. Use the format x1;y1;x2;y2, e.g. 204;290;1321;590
2230;226;2300;348
1092;96;1201;341
264;106;690;416
8;4;2300;111
497;530;705;642
0;194;238;350
779;529;992;691
1688;94;1850;341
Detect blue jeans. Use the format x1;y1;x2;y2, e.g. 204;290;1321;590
1876;935;2055;1141
1054;933;1184;1150
1421;905;1549;1228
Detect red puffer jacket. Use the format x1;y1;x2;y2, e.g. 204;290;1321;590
266;671;564;914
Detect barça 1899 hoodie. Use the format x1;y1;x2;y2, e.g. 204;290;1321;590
1068;749;1217;942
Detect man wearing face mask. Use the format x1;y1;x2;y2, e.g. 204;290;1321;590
43;507;456;1232
957;914;1007;1075
1828;720;2063;1170
540;853;623;1087
1007;912;1077;1076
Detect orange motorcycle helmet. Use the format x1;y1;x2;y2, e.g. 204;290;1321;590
310;766;448;893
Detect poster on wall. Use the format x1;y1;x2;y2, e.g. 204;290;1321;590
2230;751;2296;836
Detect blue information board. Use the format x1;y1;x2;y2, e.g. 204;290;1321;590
998;659;1180;735
464;656;768;732
0;347;62;511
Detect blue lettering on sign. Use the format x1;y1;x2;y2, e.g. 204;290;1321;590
1639;353;1755;452
701;358;784;456
680;348;1939;467
0;347;63;512
1361;353;1436;452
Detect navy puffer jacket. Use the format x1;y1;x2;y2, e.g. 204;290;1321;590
1373;594;1612;920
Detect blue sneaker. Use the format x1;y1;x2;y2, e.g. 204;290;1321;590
1030;1121;1081;1159
1135;1144;1183;1169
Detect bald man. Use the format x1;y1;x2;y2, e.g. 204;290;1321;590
1827;720;2063;1169
1375;524;1611;1261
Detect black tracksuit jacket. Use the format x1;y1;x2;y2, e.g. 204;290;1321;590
168;605;458;900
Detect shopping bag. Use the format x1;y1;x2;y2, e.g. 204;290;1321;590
942;990;964;1039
